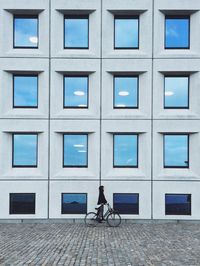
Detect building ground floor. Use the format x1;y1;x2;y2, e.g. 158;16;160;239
0;180;200;221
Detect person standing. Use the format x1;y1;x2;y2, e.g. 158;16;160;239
97;186;107;222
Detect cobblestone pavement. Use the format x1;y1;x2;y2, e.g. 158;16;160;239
0;223;200;266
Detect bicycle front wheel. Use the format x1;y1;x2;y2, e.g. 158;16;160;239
85;212;98;226
107;212;121;227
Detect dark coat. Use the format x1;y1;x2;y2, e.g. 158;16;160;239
97;186;107;205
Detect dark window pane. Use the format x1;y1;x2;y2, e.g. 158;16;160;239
62;193;87;214
63;134;88;167
115;17;139;49
164;135;189;168
165;17;189;49
14;16;38;48
113;193;139;214
64;77;88;108
165;194;191;215
114;77;138;108
13;134;37;167
13;76;38;108
64;17;88;48
164;77;189;108
114;135;138;167
10;193;35;214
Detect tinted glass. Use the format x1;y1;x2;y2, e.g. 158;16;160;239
164;135;188;167
164;77;189;108
63;134;88;167
13;134;37;167
113;194;139;214
165;17;189;49
115;17;139;48
13;76;38;107
14;17;38;48
165;194;191;215
10;193;35;214
114;135;138;167
114;77;138;108
64;77;88;108
64;17;88;48
62;193;87;214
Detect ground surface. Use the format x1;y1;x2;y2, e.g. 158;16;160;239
0;222;200;265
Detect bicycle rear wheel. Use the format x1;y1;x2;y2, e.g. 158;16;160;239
85;212;98;226
107;212;121;227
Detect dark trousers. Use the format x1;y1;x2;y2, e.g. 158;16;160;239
97;204;104;220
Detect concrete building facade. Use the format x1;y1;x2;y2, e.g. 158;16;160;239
0;0;200;221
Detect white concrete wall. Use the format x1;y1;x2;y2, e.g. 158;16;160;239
0;0;199;220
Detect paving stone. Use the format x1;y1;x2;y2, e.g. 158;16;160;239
0;223;199;265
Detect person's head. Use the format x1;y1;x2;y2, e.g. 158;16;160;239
99;185;104;192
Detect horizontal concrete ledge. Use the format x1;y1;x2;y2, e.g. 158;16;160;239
0;219;200;224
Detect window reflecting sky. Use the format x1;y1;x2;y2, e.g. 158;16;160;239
164;135;188;167
62;194;86;204
13;134;37;166
64;134;87;167
164;77;189;108
165;17;189;48
14;76;38;107
115;18;139;48
64;18;88;48
64;77;88;108
166;194;191;204
114;135;138;167
114;194;138;204
14;17;38;48
114;77;138;108
11;194;35;203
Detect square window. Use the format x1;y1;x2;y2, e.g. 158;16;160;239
12;134;38;167
13;75;38;108
165;194;191;215
114;16;139;49
165;16;190;49
63;134;88;167
10;193;35;214
113;134;138;167
64;16;89;49
114;76;138;108
61;193;87;214
113;193;139;215
14;15;38;48
64;76;88;108
164;76;189;109
164;134;189;168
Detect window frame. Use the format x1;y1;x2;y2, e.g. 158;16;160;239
113;133;139;168
163;134;189;169
13;14;39;49
63;133;88;168
113;75;139;109
64;15;89;50
13;74;39;109
9;193;36;215
61;193;87;214
114;15;139;50
113;193;139;215
12;133;38;168
164;15;190;50
63;75;89;109
164;75;190;109
165;193;191;216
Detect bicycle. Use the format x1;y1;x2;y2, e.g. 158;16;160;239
85;203;121;227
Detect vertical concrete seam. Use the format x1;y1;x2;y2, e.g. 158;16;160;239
99;0;103;186
47;0;51;219
151;0;155;220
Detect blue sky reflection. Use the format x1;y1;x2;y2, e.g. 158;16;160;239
164;135;188;167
